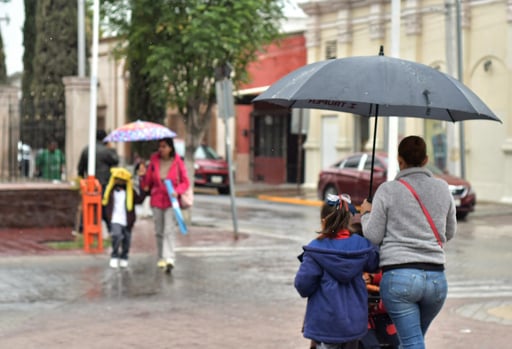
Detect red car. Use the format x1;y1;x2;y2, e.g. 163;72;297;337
317;152;476;219
174;139;230;195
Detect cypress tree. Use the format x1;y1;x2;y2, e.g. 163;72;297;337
0;28;7;84
125;0;166;159
30;0;78;149
21;0;37;143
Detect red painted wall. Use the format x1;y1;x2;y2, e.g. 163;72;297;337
244;34;307;89
235;33;306;183
253;157;287;184
236;105;252;154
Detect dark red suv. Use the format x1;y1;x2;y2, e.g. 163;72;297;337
317;152;476;219
174;139;230;195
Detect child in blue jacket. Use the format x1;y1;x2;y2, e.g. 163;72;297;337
295;194;379;349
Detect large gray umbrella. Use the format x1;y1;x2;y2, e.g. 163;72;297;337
253;48;501;199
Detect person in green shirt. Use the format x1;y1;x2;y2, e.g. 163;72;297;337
35;139;65;180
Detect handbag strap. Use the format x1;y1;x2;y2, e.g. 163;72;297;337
398;179;443;247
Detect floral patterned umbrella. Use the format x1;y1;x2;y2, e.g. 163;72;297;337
103;120;177;142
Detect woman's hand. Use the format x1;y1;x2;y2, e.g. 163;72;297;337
360;199;372;215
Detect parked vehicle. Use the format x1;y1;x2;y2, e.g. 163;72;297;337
174;139;230;195
317;152;476;220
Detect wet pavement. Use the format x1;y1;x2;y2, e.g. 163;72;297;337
0;187;511;348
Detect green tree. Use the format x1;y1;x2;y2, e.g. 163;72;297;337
30;0;78;148
102;0;284;173
125;2;166;160
21;0;37;143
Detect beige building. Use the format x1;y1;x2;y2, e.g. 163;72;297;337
298;0;511;203
64;37;130;181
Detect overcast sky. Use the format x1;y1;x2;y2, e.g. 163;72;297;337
0;0;24;75
0;1;305;76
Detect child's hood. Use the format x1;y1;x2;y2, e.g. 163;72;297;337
302;243;376;282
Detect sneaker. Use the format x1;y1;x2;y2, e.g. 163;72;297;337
119;259;129;268
157;259;167;268
109;258;119;268
165;259;174;274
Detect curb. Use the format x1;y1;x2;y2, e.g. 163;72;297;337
257;194;322;206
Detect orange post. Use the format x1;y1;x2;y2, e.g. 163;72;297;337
80;176;103;253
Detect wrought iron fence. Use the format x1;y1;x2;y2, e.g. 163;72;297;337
1;98;66;181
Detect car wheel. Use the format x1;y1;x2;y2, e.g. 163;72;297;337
456;211;468;220
218;186;230;195
323;185;338;200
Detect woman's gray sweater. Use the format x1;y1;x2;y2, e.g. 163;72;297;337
361;167;457;268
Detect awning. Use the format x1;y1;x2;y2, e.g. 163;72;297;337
234;85;270;96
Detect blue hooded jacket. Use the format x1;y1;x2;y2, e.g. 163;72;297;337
295;234;379;344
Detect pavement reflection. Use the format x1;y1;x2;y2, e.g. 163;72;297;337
0;195;511;348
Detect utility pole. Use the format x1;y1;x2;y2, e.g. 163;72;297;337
445;0;461;177
80;0;103;253
387;0;400;182
455;0;466;179
78;0;86;77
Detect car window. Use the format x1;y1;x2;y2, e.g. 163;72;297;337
341;155;361;169
363;157;383;170
174;140;185;158
195;145;221;160
175;140;221;160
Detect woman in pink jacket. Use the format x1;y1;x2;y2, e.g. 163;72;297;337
139;138;190;272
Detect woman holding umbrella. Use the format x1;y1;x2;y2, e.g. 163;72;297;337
359;136;457;349
138;137;190;272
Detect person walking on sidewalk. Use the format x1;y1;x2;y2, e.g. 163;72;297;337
295;194;379;349
360;135;457;349
138;137;190;272
102;167;146;268
77;129;120;189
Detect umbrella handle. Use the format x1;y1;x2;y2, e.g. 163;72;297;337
368;106;379;203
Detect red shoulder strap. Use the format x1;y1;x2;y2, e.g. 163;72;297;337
398;179;443;248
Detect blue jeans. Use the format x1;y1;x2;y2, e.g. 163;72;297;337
380;269;448;349
110;223;132;260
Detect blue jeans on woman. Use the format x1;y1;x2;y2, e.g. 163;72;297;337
380;268;448;349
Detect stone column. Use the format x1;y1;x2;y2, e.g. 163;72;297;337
303;109;322;189
0;86;20;179
63;77;90;181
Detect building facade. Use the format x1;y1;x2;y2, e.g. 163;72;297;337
236;33;308;184
297;0;512;203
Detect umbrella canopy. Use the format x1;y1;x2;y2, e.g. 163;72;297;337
253;50;501;200
104;120;177;142
253;53;501;123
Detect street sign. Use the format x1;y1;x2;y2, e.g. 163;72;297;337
215;79;235;119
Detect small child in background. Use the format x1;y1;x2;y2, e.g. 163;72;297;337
295;194;379;349
102;167;146;268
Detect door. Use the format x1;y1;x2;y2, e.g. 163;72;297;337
252;112;287;183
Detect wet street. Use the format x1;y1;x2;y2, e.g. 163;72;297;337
0;194;511;348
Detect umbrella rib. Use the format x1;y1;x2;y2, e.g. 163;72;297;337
447;109;456;122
